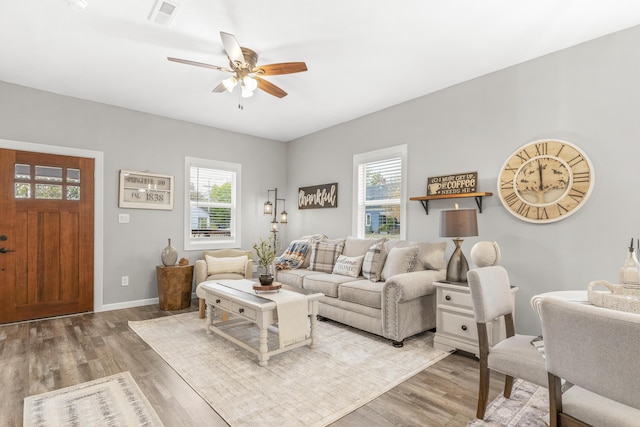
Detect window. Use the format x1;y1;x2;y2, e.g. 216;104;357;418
184;157;241;250
14;164;81;201
353;145;407;240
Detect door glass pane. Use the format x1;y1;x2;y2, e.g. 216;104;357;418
15;183;31;198
15;164;30;180
67;168;80;183
35;184;63;199
36;165;63;182
67;185;80;200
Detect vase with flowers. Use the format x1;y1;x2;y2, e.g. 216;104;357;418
253;235;276;285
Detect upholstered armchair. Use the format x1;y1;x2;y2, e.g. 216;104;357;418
467;266;547;419
194;249;253;318
538;296;640;427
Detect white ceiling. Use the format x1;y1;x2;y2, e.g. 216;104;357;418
2;1;640;142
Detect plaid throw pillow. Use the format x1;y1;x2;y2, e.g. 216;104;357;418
275;241;309;270
308;241;344;273
362;241;388;282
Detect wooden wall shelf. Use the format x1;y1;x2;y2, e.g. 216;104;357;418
410;192;493;215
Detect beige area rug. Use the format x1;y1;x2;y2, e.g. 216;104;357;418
129;312;448;427
467;379;549;427
23;371;164;427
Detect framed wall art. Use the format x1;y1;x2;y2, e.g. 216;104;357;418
298;182;338;209
118;169;174;210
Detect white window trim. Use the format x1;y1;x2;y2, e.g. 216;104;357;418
184;156;242;251
352;144;407;240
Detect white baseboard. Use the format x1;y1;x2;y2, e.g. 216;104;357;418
96;297;159;312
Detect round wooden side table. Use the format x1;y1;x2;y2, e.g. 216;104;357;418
155;264;194;310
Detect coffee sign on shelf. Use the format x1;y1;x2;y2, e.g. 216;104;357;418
427;171;477;196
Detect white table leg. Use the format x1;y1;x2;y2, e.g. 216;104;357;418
206;300;213;334
309;301;318;349
258;325;269;366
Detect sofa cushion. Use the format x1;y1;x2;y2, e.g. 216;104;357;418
381;246;419;280
338;279;384;309
385;240;447;271
362;241;388;282
332;255;365;278
342;237;386;258
275;241;309;270
308;240;345;273
205;255;247;276
276;268;324;288
303;273;356;298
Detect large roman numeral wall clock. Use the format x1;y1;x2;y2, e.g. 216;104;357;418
497;139;595;223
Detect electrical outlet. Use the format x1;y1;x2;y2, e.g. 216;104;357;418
121;276;129;286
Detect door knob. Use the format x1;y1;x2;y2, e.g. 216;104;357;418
0;247;16;253
0;235;7;241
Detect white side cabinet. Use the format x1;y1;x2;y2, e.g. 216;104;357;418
433;281;518;355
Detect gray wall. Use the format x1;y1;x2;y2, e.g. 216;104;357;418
0;82;286;308
285;25;640;334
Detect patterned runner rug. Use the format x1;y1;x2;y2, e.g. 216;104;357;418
467;379;549;426
23;371;163;427
129;312;449;427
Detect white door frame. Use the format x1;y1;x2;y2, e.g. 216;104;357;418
0;138;105;312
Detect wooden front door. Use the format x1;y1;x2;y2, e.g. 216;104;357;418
0;149;94;323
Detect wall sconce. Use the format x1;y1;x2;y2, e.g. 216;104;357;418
264;188;287;248
440;204;478;282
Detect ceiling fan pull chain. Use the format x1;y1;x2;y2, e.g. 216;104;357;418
238;92;244;110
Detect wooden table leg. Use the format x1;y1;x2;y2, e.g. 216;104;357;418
309;301;318;349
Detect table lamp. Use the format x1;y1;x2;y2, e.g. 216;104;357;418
440;205;478;282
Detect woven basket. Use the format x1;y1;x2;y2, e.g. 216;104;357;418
588;280;640;313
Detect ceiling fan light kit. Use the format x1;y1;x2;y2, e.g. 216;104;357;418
168;31;307;100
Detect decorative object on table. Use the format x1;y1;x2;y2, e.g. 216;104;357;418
297;182;338;209
427;171;477;196
253;235;276;285
118;169;174;210
178;257;189;266
263;187;287;250
470;241;501;268
621;238;640;287
440;205;478;282
497;139;594;223
588;280;640;313
161;238;178;266
23;371;163;427
253;281;282;292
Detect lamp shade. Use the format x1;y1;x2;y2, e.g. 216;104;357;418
440;209;478;238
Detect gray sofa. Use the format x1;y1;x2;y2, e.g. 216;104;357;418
275;236;447;346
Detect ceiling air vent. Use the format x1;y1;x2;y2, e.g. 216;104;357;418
149;0;180;26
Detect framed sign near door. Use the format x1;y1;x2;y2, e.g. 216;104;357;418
119;170;174;210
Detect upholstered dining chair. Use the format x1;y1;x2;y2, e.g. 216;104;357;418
194;249;253;318
467;266;547;419
538;296;640;427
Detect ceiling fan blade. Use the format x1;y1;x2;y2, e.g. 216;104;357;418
220;31;245;68
212;82;227;93
254;62;308;76
167;57;232;73
255;77;287;98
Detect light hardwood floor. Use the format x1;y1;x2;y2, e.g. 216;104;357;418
1;300;506;427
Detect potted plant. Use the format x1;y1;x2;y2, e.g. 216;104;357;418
253;235;276;285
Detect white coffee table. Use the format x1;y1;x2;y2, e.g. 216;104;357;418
199;279;323;366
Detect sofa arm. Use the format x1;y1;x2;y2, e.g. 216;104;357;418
382;269;446;343
195;259;208;285
244;258;254;279
383;269;446;303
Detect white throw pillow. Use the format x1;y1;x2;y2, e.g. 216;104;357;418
381;246;419;280
332;255;365;278
206;255;248;276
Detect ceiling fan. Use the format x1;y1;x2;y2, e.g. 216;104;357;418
168;31;307;98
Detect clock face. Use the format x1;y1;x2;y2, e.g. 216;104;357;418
498;140;594;223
